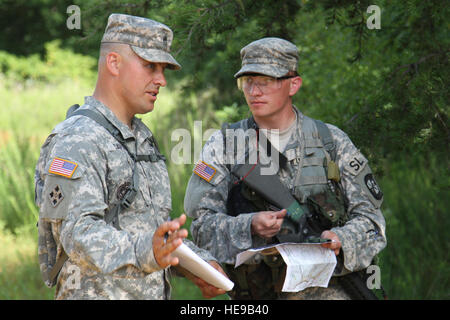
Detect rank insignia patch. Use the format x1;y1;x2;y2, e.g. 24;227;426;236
49;157;78;178
48;185;64;207
194;161;216;182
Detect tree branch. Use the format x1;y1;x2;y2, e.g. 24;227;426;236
174;0;235;56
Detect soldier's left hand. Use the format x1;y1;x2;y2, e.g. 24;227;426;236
320;230;342;255
152;214;188;268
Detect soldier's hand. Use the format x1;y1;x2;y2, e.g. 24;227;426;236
184;261;228;299
320;230;342;255
153;214;188;268
251;209;287;239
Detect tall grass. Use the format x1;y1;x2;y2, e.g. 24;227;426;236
0;80;91;232
0;221;54;299
0;134;38;231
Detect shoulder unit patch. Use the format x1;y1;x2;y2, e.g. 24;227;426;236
364;173;383;200
48;184;64;207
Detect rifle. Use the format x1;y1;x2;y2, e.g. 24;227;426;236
230;162;332;244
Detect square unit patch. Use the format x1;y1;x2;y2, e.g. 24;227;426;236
48;185;64;207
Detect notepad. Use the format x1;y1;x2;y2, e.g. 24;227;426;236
173;243;234;291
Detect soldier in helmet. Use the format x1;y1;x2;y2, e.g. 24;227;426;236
184;37;387;299
35;13;227;300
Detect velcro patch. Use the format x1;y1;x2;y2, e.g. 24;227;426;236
364;173;383;200
345;153;367;176
48;184;64;207
48;157;78;178
356;165;383;208
194;161;216;182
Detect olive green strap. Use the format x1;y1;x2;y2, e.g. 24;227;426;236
48;251;69;284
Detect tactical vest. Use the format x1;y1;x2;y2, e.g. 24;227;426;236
223;113;348;231
221;112;349;299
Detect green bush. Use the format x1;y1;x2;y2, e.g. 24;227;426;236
0;40;96;87
378;154;449;299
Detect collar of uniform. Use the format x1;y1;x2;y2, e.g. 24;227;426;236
281;105;303;151
131;116;154;143
84;96;136;140
291;105;304;127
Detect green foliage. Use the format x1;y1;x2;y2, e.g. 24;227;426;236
5;0;446;159
0;221;55;299
0;0;81;56
0;132;39;232
215;102;249;124
337;0;450;163
68;0;448;161
378;154;450;299
0;40;96;86
0;40;94;233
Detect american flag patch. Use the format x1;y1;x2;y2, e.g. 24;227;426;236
194;161;216;182
48;157;78;178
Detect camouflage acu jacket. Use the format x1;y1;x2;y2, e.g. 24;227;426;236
184;106;387;299
35;96;214;299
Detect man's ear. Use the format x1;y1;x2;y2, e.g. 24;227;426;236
289;76;302;96
105;52;121;76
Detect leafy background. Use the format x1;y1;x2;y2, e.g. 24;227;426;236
0;0;448;299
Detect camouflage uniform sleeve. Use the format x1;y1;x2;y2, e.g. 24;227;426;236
184;130;256;265
41;133;161;275
327;124;387;273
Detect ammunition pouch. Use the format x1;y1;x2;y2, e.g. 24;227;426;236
338;268;381;300
226;181;267;216
224;254;286;300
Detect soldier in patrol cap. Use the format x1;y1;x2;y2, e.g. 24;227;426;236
35;13;227;300
184;37;387;299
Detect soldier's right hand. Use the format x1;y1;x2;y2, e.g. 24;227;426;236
251;209;287;239
153;214;188;268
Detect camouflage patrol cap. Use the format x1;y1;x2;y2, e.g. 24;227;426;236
101;13;181;70
234;37;298;78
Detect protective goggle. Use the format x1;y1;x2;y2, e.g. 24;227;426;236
237;75;296;94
